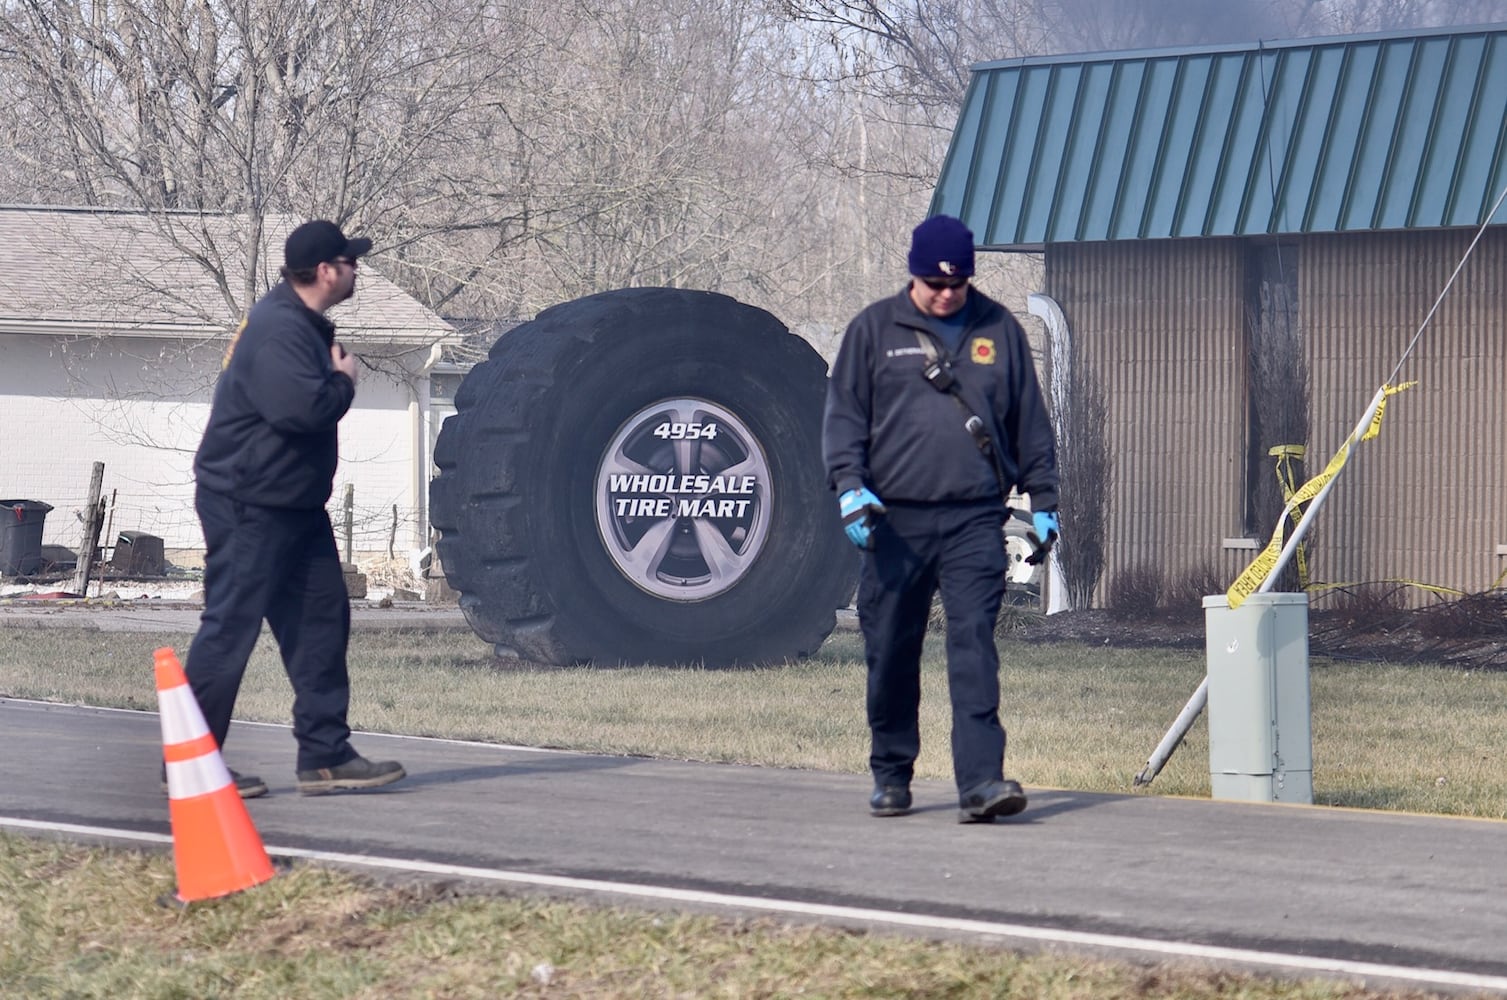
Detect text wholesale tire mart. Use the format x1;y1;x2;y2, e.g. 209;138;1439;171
429;287;859;666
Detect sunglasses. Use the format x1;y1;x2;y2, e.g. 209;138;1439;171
920;276;968;291
329;257;358;269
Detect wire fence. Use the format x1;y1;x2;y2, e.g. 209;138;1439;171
28;491;433;569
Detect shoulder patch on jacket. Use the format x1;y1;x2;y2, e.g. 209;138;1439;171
222;318;248;369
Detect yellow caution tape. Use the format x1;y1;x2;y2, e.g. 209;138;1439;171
1228;383;1416;609
1363;386;1409;440
1269;444;1310;590
1304;579;1467;600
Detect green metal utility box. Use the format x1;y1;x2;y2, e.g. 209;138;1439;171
1203;593;1312;804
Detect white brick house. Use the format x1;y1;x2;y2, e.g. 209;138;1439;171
0;206;456;564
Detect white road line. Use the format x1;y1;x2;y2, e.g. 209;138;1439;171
3;815;1505;994
1;697;574;754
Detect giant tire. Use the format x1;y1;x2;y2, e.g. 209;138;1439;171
1003;510;1044;604
429;287;859;667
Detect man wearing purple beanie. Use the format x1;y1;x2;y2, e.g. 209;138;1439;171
822;214;1059;822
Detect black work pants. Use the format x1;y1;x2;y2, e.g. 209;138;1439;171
186;485;355;772
857;498;1008;795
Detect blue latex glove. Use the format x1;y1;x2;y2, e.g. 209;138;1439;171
1032;509;1060;546
1027;510;1059;564
839;487;886;550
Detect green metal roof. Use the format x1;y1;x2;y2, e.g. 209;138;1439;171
932;25;1507;249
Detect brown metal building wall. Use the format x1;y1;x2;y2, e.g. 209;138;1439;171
1302;229;1507;605
1042;230;1505;609
1046;240;1250;607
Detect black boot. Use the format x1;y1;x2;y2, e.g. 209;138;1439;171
870;785;913;817
957;779;1027;823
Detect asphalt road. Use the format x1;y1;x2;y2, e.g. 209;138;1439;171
3;693;1507;994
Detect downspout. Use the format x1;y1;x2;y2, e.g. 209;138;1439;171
411;341;444;552
1026;292;1070;614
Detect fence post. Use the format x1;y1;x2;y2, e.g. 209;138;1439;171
342;484;354;565
71;462;105;596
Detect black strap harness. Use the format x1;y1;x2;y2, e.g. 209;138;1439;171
913;330;1051;566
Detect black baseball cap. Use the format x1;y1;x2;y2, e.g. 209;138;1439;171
284;220;373;270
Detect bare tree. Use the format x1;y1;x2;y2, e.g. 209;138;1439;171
1;0;912;336
777;0;1039;109
1028;0;1288;52
0;0;513;318
776;0;1507;120
7;0;1500;340
1287;0;1507;34
407;0;931;329
1052;339;1111;610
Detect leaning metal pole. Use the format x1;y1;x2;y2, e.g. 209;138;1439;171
1132;387;1386;787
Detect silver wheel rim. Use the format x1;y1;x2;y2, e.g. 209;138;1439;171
595;398;772;601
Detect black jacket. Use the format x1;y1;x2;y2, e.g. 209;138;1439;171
823;285;1058;509
194;281;356;510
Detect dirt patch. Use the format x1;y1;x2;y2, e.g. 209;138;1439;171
1009;596;1507;670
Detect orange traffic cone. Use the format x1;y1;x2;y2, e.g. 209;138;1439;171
154;646;275;903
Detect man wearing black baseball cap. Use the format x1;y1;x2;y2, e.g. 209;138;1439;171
282;219;373;295
183;219;405;798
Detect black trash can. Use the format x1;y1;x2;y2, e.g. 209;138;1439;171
0;500;54;576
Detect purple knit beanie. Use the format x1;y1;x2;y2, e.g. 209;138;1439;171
907;215;975;278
